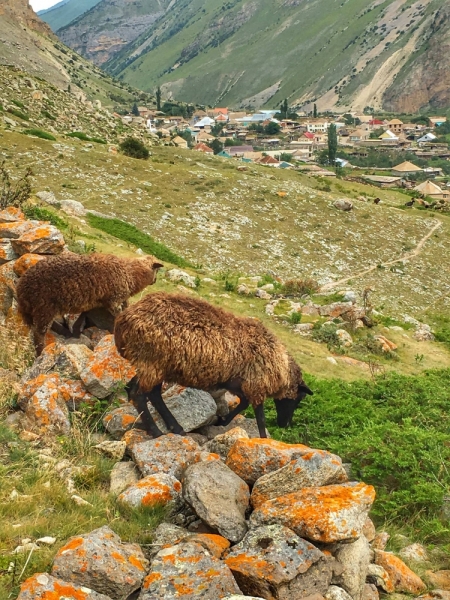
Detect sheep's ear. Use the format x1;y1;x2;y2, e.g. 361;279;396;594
153;262;164;270
299;383;313;396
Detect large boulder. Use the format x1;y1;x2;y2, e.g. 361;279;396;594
204;427;250;460
251;449;348;508
226;438;312;485
13;253;46;276
18;373;71;436
225;524;334;600
103;404;142;439
17;573;113;600
109;461;140;495
250;482;375;543
80;335;135;398
0;220;35;239
11;223;65;255
118;474;182;509
139;541;241;599
145;387;217;433
51;526;148;600
22;341;93;383
183;460;250;542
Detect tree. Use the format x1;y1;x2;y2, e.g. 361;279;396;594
179;129;193;146
327;123;337;166
313;103;318;118
264;121;281;135
131;102;139;117
211;122;224;137
119;138;149;160
156;87;161;112
279;98;288;119
211;138;223;155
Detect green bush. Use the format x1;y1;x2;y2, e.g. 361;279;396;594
281;278;319;297
7;108;29;121
119;137;149;160
86;214;190;267
23;129;56;141
67;131;90;141
91;137;107;145
266;369;450;535
289;311;302;325
23;205;67;229
41;110;56;121
12;99;25;108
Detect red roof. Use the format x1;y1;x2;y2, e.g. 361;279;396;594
303;132;315;139
213;108;228;115
369;119;384;125
194;143;214;153
258;155;279;164
215;114;228;121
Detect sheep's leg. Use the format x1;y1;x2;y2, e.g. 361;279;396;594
71;313;86;338
133;387;165;438
147;384;186;436
254;404;267;438
51;321;71;338
216;396;249;426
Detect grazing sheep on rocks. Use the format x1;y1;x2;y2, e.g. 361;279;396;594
17;253;163;355
115;293;312;438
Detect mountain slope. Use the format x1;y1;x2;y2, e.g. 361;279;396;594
57;0;450;112
39;0;102;32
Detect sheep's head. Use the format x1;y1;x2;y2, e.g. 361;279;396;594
141;256;164;284
274;356;313;427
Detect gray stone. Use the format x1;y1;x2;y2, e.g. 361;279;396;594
363;583;380;600
204;427;250;460
118;473;182;509
0;240;18;264
165;268;196;288
17;573;113;599
51;526;148;599
326;586;354;600
183;459;250;542
225;524;333;600
399;543;429;563
36;191;59;205
251;449;348;508
367;564;392;592
139;541;241;599
146;387;217;433
60;199;86;216
131;433;202;480
334;199;353;211
94;441;126;461
333;535;371;600
103;404;142;440
4;116;17;127
198;416;268;440
21;341;93;384
148;523;188;560
109;461;140;495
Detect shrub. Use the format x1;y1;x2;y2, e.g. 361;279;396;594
119;137;149;160
281;278;320;297
289;311;302;325
91;137;107;145
312;322;341;350
41;110;56;121
0;162;32;210
86;214;190;267
67;131;90;141
23;205;68;230
12;99;25;108
7;108;29;121
23;129;56;141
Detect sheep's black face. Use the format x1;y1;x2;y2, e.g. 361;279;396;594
274;383;313;427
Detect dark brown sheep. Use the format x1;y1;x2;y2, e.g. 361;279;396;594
115;292;312;438
17;252;163;355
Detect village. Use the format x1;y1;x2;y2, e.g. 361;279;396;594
119;104;450;203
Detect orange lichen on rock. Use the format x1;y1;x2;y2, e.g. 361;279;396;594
17;573;112;600
0;206;26;223
250;482;375;543
118;474;182;509
11;224;65;255
13;253;46;276
184;534;231;558
375;550;426;594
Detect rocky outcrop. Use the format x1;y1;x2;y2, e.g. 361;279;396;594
0;0;53;35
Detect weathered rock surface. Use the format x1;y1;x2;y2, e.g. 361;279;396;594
131;433;202;480
139;541;241;599
52;526;148;600
103;404;142;439
118;473;182;509
333;535;371;600
184;533;230;558
165;268;197;288
0;207;26;223
399;543;429;563
363;583;380;600
226;438;311;485
251;449;348;508
367;563;395;593
425;572;450;591
94;440;126;461
17;573;113;600
109;461;140;495
0;240;18;264
204;427;250;460
183;460;250;542
250;482;375;543
18;373;71;435
146;387;217;433
22;341;93;383
11;223;65;255
148;523;188;560
225;524;333;599
375;550;426;594
80;335;135;398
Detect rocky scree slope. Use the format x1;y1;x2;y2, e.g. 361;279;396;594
57;0;450;112
39;0;102;32
0;208;437;600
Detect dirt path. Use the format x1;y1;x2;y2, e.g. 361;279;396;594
320;219;442;292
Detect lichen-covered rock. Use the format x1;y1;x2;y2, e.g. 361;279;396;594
0;260;17;315
204;427;250;460
148;523;188;560
94;440;126;461
0;207;25;223
59;379;96;411
399;543;429;563
362;517;376;542
184;533;230;558
146;387;217;433
17;573;113;600
363;583;380;600
326;585;354;600
251;449;348;508
0;220;35;239
139;541;241;599
226;438;311;485
211;390;241;418
319;302;353;318
131;433;202;480
225;524;333;600
52;526;149;600
367;564;395;593
198;415;266;440
333;535;371;600
80;335;135;398
183;460;250;542
110;461;140;495
22;341;94;384
372;531;390;550
11;223;65;255
13;252;46;276
122;427;151;450
0;240;18;264
118;474;182;509
375;550;426;594
250;482;376;543
18;373;71;435
103;404;142;439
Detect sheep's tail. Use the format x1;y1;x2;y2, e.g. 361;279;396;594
113;315;127;359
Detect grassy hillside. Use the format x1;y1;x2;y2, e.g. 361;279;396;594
55;0;449;112
40;0;102;31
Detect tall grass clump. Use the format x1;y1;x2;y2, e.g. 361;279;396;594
23;129;56;141
0;162;32;210
119;137;149;159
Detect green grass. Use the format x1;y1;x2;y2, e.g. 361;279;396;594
23;129;56;141
7;108;29;121
23;205;68;229
66;131;106;144
264;368;450;540
87;213;192;267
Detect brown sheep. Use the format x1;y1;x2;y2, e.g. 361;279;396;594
115;292;312;438
17;252;163;355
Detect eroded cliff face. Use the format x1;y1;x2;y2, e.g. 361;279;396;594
0;0;53;35
383;5;450;113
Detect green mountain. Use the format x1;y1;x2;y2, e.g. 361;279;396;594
57;0;450;112
39;0;102;31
